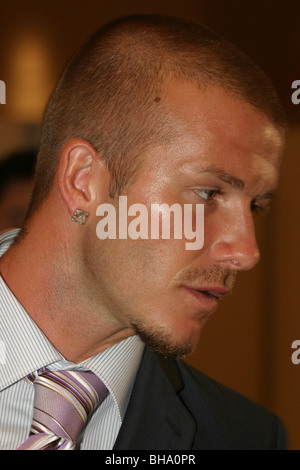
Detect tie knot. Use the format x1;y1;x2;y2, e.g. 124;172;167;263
34;369;108;418
19;369;108;450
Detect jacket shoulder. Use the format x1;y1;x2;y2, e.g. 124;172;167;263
175;359;288;449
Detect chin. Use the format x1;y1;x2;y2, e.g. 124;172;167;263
130;317;201;358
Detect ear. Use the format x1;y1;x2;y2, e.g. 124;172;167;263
57;139;110;219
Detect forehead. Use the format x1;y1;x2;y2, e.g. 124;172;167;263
141;81;284;190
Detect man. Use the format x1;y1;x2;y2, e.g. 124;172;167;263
0;14;287;450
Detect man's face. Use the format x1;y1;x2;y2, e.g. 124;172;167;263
86;82;284;357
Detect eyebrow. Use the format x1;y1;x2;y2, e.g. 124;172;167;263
192;166;245;190
254;191;275;201
191;166;277;199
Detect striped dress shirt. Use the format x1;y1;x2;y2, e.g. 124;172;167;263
0;229;144;449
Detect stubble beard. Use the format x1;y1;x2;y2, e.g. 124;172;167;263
130;265;237;358
130;318;196;358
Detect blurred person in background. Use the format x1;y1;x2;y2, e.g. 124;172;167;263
0;149;36;232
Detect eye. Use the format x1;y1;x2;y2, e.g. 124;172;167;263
194;189;220;201
250;201;271;216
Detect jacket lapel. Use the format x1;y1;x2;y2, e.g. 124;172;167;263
113;347;196;450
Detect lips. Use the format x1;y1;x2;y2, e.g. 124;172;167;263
182;285;230;306
196;288;230;299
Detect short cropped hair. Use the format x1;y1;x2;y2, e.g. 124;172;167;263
27;14;286;217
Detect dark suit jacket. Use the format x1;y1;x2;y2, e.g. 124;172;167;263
114;346;287;450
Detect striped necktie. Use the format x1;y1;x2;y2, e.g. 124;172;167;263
18;369;109;450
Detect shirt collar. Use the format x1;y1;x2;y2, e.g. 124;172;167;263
82;335;144;419
0;274;63;390
0;228;21;256
0;229;144;418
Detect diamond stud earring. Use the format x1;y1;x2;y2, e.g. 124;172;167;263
71;209;90;225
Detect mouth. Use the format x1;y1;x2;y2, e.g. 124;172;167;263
182;286;231;309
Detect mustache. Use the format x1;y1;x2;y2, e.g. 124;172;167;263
176;265;237;290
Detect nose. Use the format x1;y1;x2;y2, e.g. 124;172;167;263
210;206;260;271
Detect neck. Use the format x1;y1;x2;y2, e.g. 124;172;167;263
0;220;134;363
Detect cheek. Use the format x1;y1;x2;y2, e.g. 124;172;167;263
118;239;180;287
202;206;239;244
99;237;193;294
201;214;220;247
87;212;205;315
